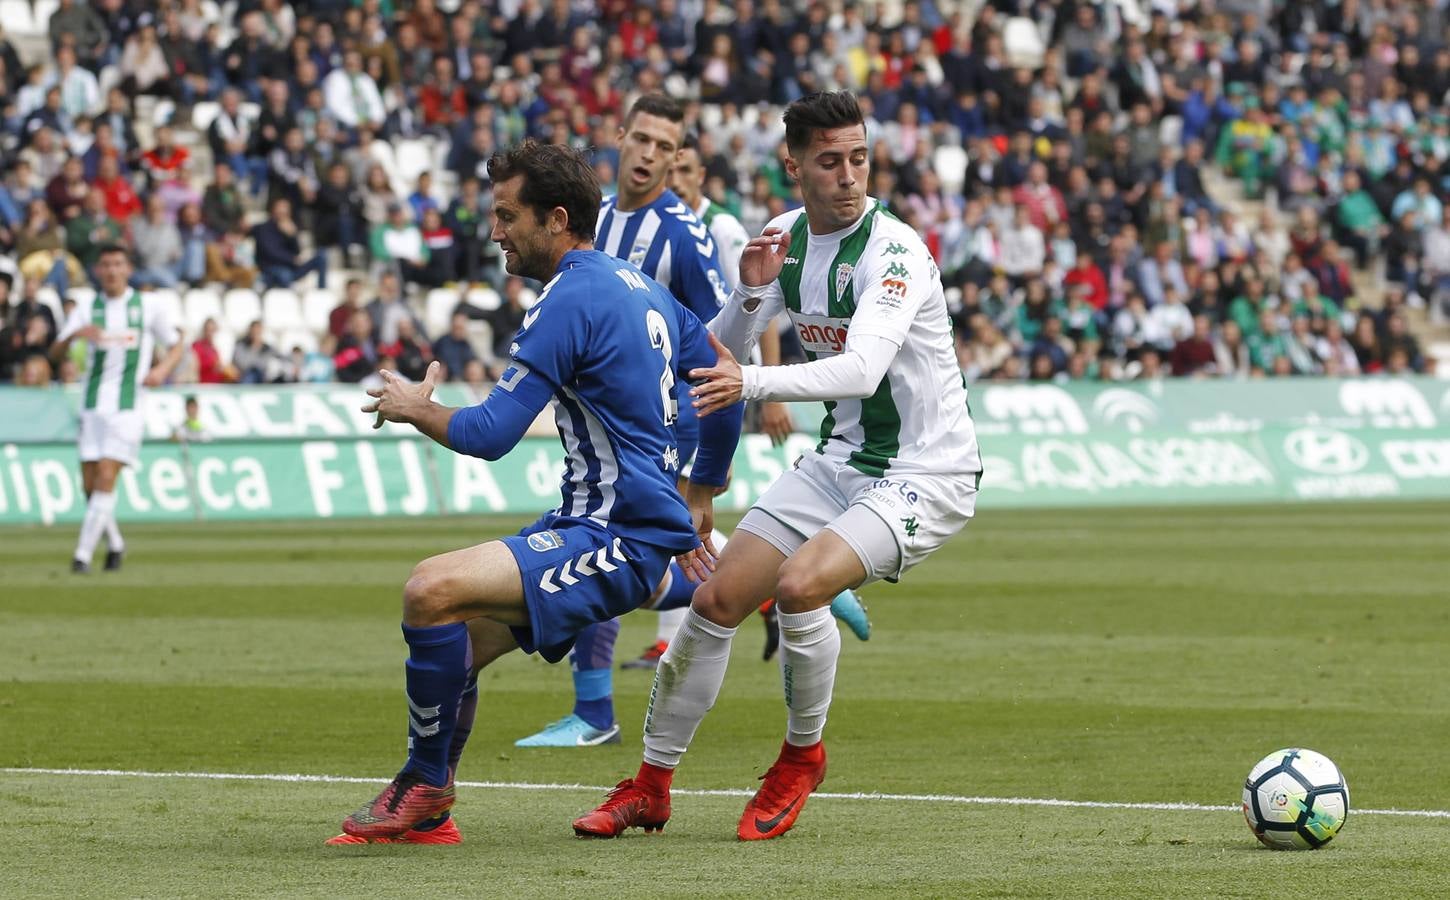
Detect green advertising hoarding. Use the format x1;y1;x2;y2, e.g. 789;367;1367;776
1;379;1447;525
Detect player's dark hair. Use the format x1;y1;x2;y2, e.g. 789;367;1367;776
625;93;684;127
679;132;701;155
783;91;865;155
486;139;601;239
96;243;131;262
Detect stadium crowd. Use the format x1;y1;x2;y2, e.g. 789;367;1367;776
1;0;1447;391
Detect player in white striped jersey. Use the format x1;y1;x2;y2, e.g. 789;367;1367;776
664;132;872;663
51;245;186;573
576;92;981;842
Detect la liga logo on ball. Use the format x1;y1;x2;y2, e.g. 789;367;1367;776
1242;748;1349;850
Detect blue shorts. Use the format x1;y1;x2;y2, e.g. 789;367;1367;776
503;513;674;663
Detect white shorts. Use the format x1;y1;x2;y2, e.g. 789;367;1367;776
78;410;144;467
737;451;978;584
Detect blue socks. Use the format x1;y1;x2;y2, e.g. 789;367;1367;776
570;618;620;730
401;622;470;787
651;562;698;611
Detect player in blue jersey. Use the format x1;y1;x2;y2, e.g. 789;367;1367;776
333;141;742;844
512;94;729;749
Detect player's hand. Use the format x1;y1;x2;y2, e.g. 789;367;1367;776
739;227;790;288
74;325;104;343
760;401;794;446
362;360;441;429
675;481;719;582
689;333;744;416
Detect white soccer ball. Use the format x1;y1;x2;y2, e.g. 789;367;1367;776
1242;748;1349;850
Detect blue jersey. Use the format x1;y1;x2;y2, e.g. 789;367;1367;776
501;249;726;551
596;189;729;326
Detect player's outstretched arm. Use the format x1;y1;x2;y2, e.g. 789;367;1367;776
363;361;455;444
364;359;553;460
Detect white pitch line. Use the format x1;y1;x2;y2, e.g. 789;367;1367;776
3;767;1448;820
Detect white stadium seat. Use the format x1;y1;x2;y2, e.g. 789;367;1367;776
395;139;434;187
262;287;306;332
462;285;501;312
276;328;318;354
150;289;184;333
223;288;262;334
425;287;461;337
0;1;33;35
211;326;236;365
191;102;221;132
183;288;224;334
302;288;338;334
34;285;62;321
933;145;968;196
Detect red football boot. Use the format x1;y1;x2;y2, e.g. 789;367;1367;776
341;772;456;839
620;639;669;670
572;779;672;838
325;815;463;845
737;741;827;841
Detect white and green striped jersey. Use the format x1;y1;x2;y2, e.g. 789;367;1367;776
693;197;751;291
57;291;178;414
724;199;982;480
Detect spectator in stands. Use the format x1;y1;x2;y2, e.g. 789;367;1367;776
324;48;385;132
446;176;488;285
130;194;184;289
207;89;264;196
49;0;110;70
176;204;208;286
252;197;327;290
201;162;245;237
267;126;319;210
371;203;428;285
192;317;238;383
45;156;89;223
16;198;78;293
205;228;259;290
65;188;123;280
49;45;99;119
421;56;467;134
329;278;366;340
314;162;365;268
365;271;424;344
384;316;433;382
92;155;140;224
233;320;289;384
431;312;477;383
333;309;378;383
119;18;170;98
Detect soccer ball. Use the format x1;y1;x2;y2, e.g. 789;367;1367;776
1242;748;1349;850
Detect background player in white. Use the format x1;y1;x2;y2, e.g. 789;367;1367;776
575;91;983;842
50;245;186;573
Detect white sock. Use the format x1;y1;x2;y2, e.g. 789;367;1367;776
655;607;686;644
106;516;124;553
74;490;117;564
777;606;840;747
642;608;736;768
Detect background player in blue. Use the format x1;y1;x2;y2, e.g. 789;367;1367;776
335;141;742;844
513;94;731;748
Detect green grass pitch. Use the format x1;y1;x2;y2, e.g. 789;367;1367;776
2;503;1448;898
